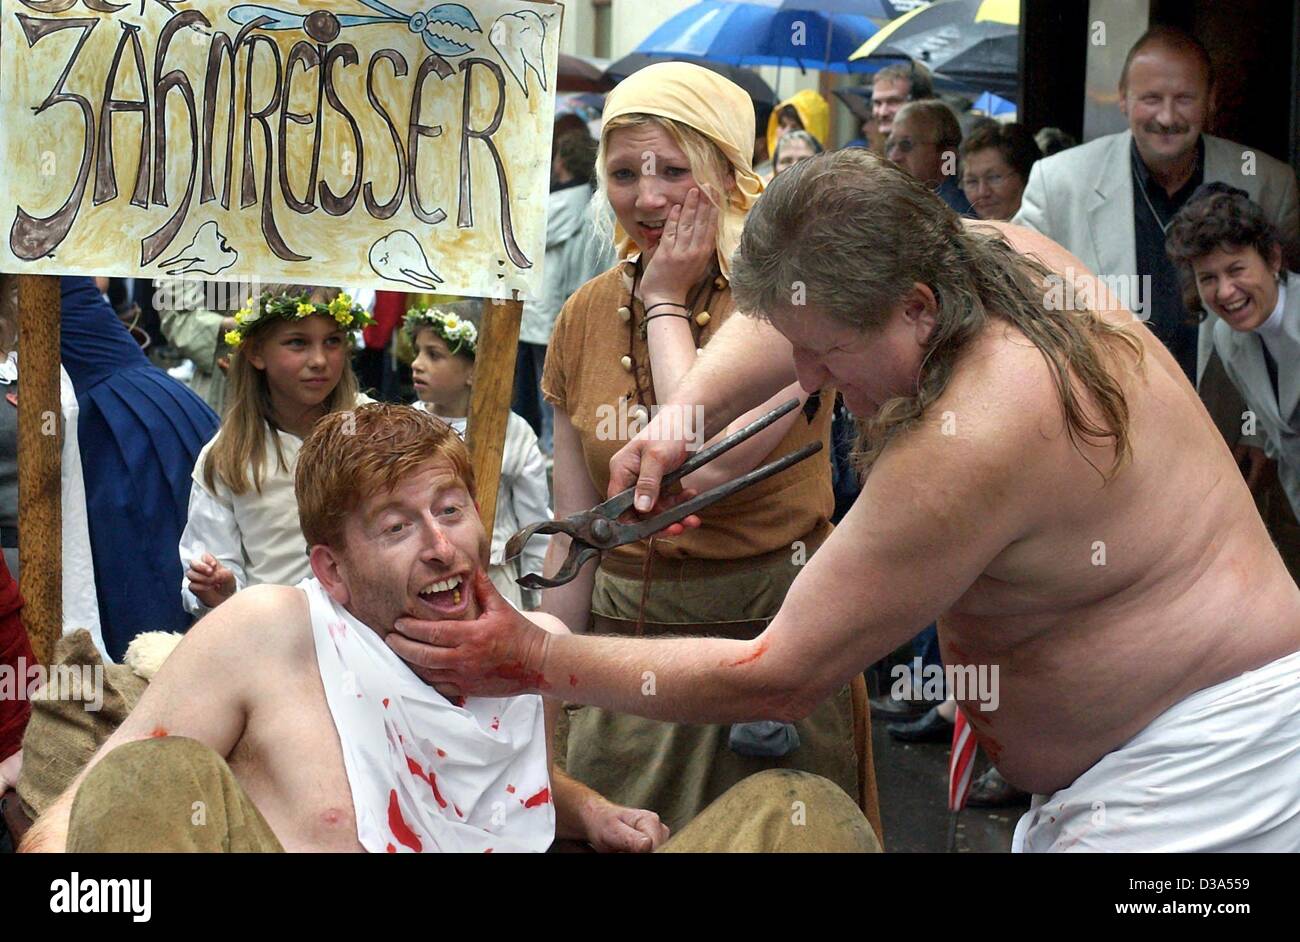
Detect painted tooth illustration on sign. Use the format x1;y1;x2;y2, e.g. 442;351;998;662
490;11;548;97
369;231;445;291
156;221;238;276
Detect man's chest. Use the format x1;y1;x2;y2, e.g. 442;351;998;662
231;676;364;852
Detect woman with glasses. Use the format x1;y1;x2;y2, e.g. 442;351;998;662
958;122;1040;221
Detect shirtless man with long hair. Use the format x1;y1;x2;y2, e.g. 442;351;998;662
389;150;1300;851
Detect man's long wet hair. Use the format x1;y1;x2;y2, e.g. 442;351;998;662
730;148;1145;478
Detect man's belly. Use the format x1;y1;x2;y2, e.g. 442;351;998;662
942;567;1300;794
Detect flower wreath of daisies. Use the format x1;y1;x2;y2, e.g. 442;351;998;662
224;291;375;348
402;303;478;357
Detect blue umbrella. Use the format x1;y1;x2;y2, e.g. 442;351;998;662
634;0;881;73
971;90;1015;116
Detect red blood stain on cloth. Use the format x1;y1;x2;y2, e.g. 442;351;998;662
406;755;429;784
522;786;551;809
490;661;551;690
484;848;493;854
726;638;768;667
404;755;449;809
505;785;516;794
428;772;448;809
454;804;463;818
490;716;500;731
383;698;390;709
386;843;396;853
149;726;168;738
388;790;422;852
436;748;446;758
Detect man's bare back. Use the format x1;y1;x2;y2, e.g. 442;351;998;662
926;222;1300;792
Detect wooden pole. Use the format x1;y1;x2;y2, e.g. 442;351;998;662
467;296;523;535
467;0;558;533
16;274;62;664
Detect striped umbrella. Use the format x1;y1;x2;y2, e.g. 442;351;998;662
849;0;1019;95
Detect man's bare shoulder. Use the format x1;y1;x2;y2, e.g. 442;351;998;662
938;323;1071;453
183;584;313;667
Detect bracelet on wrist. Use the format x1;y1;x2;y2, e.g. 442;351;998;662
644;301;689;316
639;310;693;339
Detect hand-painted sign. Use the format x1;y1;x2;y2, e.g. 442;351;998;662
0;0;561;298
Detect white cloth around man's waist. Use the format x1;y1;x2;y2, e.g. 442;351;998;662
1012;647;1300;852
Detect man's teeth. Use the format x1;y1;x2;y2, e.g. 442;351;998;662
420;575;463;596
642;222;664;229
1224;298;1248;312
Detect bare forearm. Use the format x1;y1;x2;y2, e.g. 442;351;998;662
645;314;699;405
541;632;798;724
681;383;806;492
673;316;798;439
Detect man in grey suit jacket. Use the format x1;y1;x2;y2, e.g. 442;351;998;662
1014;26;1299;393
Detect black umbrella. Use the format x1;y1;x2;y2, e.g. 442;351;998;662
559;54;615;93
850;0;1019;97
604;53;777;106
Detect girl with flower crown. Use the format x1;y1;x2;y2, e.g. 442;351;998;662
179;285;374;613
403;300;551;609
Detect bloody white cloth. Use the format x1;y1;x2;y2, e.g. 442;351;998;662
302;576;554;853
1012;648;1300;852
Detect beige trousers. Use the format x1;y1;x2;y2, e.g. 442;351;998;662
66;739;878;853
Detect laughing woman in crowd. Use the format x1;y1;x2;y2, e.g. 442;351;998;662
1167;183;1300;581
538;62;873;837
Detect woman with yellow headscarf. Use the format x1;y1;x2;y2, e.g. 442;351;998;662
539;62;867;836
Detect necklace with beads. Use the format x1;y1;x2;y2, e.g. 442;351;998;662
616;256;727;413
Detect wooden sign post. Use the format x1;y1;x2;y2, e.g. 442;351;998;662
15;273;61;664
467;297;523;535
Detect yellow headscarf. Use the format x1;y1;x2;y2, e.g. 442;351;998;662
766;89;830;159
601;62;764;277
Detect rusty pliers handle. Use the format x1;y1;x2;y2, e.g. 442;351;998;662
505;398;820;590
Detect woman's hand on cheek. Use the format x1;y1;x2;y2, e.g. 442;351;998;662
640;188;721;307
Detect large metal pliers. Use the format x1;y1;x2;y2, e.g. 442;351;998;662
504;398;822;590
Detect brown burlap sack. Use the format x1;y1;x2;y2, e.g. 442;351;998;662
16;630;146;819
